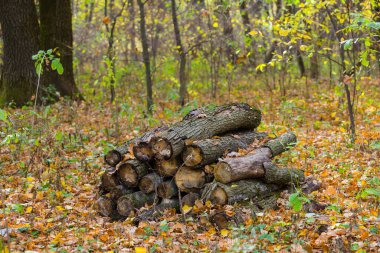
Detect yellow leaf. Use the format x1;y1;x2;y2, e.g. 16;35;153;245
213;22;219;28
56;206;65;211
26;206;33;214
26;177;35;182
279;29;290;36
220;229;229;237
300;45;307;51
248;30;258;36
135;247;147;253
182;205;193;214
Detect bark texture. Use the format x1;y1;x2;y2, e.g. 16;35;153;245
152;103;261;160
134;198;180;224
116;191;155;217
139;173;163;193
263;162;305;185
183;131;267;167
0;0;39;106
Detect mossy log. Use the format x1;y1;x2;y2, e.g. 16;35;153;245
117;159;150;187
116;191;155;217
109;185;136;201
134;198;180;224
214;132;297;184
202;180;281;205
95;196;121;219
151;103;261;160
175;166;206;193
157;180;178;198
263;162;305;185
182;131;267;168
139;173;163;194
154;156;181;177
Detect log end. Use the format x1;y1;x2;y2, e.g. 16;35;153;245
133;142;154;162
100;171;119;192
182;145;203;167
209;186;228;205
96;196;115;217
104;150;122;167
175;167;206;193
152;137;172;160
117;195;134;217
214;162;233;184
156;158;178;177
181;192;200;208
157;181;178;199
118;163;138;187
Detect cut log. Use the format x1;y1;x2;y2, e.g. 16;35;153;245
202;180;281;205
132;126;168;162
100;170;120;192
157;180;178;198
151;103;261;160
183;131;267;167
95;196;120;219
263;162;305;185
154;156;180;177
104;138;136;167
181;192;200;207
117;159;150;187
175;166;206;193
214;132;297;184
116;191;155;217
134;198;180;224
109;185;136;200
139;173;163;194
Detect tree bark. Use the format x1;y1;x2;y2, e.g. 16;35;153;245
151;103;261;160
0;0;40;106
139;172;163;194
100;170;120;192
262;162;305;185
171;0;187;106
214;132;296;183
202;180;281;205
182;131;267;167
39;0;82;100
117;159;150;187
137;0;153;114
96;196;121;219
116;191;155;217
175;166;206;193
134;198;180;224
133;126;168;162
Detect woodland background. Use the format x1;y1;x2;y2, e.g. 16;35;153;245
0;0;379;252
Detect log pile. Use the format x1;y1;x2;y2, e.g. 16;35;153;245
95;103;305;221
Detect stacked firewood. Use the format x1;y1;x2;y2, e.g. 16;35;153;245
95;103;305;221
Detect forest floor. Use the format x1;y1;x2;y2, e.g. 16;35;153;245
0;79;379;252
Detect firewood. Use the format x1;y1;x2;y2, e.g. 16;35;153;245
95;196;120;219
157;180;178;198
139;173;163;194
262;162;305;185
100;170;120;192
116;191;155;217
181;192;200;207
182;131;267;167
117;159;149;187
134;198;180;224
133;126;168;162
151;103;261;160
154;156;180;177
175;166;206;193
214;132;297;184
202;180;281;205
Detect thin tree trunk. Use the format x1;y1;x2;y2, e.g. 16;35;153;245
0;0;40;106
137;0;153;114
171;0;187;106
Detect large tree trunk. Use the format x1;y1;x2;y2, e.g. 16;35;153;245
0;0;40;106
151;103;261;160
214;132;297;184
171;0;187;106
202;180;281;205
39;0;82;100
137;0;153;114
182;131;267;168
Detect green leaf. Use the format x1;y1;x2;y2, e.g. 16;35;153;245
343;39;353;50
36;64;42;75
55;131;63;141
361;51;369;67
0;109;10;125
289;193;303;212
57;63;64;75
362;188;380;197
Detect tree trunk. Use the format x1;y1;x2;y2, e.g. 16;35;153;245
182;131;267;167
96;196;119;218
262;162;305;185
202;180;280;205
151;103;261;160
0;0;40;106
117;191;155;217
39;0;82;100
133;126;168;162
137;0;153;114
100;170;120;192
171;0;187;106
214;132;296;184
139;172;162;194
296;48;306;77
175;166;206;193
117;159;150;187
